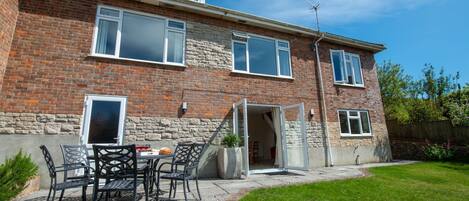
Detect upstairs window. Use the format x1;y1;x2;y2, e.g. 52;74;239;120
330;50;364;86
92;6;186;65
338;110;372;136
232;32;292;78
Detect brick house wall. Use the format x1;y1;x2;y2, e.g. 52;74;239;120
0;0;19;92
0;0;391;183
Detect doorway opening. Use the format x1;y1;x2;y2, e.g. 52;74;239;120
247;105;283;172
233;99;309;176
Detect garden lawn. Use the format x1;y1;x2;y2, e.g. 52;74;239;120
241;162;469;201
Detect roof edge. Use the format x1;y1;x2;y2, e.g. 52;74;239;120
135;0;386;53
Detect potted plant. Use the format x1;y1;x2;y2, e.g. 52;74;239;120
217;134;242;179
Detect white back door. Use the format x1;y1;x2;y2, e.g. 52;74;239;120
81;95;127;145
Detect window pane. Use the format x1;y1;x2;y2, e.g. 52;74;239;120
88;101;121;144
346;61;354;84
349;111;358;116
233;42;247;71
120;12;165;62
248;36;277;76
332;51;344;81
278;41;289;48
95;19;118;55
350;118;361;134
352;56;363;84
167;31;184;63
360;112;371;133
279;50;291;76
100;8;120;18
168;20;185;29
339;111;349;134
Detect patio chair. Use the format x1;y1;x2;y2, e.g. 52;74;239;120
156;143;207;201
60;144;94;181
40;145;91;201
92;144;149;201
156;143;193;197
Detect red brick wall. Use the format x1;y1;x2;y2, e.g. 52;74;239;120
1;0;383;126
318;42;386;124
0;0;18;92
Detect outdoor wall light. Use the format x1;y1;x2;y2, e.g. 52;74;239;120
181;102;188;114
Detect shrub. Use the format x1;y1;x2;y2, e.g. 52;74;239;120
0;151;38;201
222;134;241;148
423;144;454;161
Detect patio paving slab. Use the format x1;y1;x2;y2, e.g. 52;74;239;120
19;160;417;201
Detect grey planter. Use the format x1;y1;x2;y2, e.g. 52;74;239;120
217;147;242;179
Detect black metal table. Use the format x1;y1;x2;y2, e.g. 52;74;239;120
138;153;174;194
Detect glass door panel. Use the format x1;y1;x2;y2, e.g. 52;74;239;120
233;98;249;175
280;103;309;170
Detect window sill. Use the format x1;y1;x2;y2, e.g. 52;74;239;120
88;54;187;68
340;134;373;138
334;83;365;89
231;70;294;80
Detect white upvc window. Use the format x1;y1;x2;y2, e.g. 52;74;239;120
232;32;292;78
91;5;186;66
330;50;364;87
338;110;372;137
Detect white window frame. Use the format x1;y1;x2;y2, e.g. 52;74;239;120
337;109;372;137
91;5;186;66
232;33;293;79
330;50;364;87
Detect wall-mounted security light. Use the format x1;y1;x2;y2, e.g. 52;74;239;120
181;102;188;114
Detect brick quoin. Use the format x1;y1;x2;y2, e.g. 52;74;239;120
0;0;385;126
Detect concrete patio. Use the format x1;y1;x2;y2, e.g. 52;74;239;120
19;161;416;201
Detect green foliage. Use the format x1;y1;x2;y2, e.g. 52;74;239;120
423;144;454;161
378;61;465;125
0;151;38;201
222;134;241;148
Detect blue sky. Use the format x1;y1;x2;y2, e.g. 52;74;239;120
207;0;469;84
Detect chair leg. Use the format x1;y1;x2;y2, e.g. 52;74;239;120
144;176;149;201
173;181;178;198
51;189;56;201
58;189;65;201
187;180;191;192
156;174;161;201
105;191;109;201
82;186;87;201
182;179;188;201
196;178;202;201
47;185;53;201
168;179;173;199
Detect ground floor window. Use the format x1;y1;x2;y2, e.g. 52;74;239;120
338;110;372;136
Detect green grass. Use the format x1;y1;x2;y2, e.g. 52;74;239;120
241;162;469;201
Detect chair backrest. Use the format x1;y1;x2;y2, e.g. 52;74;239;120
40;145;56;178
184;143;207;175
93;145;138;180
60;144;90;167
172;143;193;164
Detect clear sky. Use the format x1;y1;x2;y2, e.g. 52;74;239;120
206;0;469;84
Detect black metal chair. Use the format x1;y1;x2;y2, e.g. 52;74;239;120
92;144;149;201
156;143;192;197
156;143;207;201
60;144;94;181
40;145;91;201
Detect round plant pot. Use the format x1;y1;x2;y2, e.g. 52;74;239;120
217;147;242;179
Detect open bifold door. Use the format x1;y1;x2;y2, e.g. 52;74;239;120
280;103;309;171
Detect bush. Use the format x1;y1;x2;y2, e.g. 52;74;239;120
423;144;454;161
0;151;38;201
222;134;241;148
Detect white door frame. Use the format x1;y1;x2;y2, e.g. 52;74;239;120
280;103;309;170
233;99;309;175
81;95;127;145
